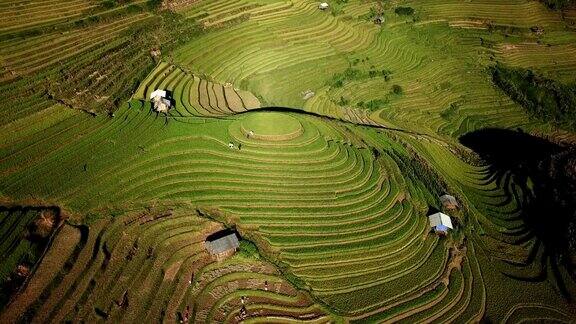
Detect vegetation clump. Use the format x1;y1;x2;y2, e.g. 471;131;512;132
330;0;349;16
394;6;415;16
328;68;363;88
329;65;393;89
357;99;389;111
0;208;61;310
238;240;261;260
391;84;403;95
45;12;202;114
490;64;576;131
440;103;459;120
540;0;576;9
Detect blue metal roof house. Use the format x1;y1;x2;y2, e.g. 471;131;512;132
428;212;454;234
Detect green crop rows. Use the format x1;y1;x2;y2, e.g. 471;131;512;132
0;0;575;322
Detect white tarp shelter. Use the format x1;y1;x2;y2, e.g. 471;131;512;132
150;89;167;100
428;212;453;232
319;2;329;10
150;89;171;113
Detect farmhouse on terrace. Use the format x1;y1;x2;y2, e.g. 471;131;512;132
319;2;329;10
150;89;171;113
428;212;453;234
440;194;459;210
205;230;240;260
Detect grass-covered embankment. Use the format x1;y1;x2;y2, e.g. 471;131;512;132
491;64;576;131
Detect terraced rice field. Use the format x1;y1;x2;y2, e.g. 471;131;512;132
167;0;576;139
0;208;51;283
0;0;96;33
1;99;572;321
0;207;328;323
133;62;261;117
0;0;575;322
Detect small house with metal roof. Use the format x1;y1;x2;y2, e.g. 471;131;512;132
428;212;453;234
150;89;172;113
440;194;459;210
205;230;240;260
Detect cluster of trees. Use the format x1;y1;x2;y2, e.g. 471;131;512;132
360;3;415;22
394;6;415;16
101;0;161;10
440;103;458;120
540;0;576;9
335;85;402;111
356;99;389;111
328;68;363;88
45;10;203;115
329;64;401;111
383;147;448;207
329;0;349;16
490;64;576;131
328;67;393;89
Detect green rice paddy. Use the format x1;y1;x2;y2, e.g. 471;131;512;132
240;112;302;137
0;0;575;322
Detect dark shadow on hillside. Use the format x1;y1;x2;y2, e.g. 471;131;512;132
459;128;576;299
205;228;238;241
235;106;426;135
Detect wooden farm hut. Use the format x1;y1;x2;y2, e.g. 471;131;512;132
150;89;171;113
319;2;329;10
440;194;459;210
205;230;240;260
428;212;453;234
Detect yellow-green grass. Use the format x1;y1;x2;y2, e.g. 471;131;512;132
0;12;152;77
239;111;303;139
133;63;261;117
1;0;576;321
0;206;324;323
168;0;576;141
384;131;576;320
0;103;485;320
0;0;95;33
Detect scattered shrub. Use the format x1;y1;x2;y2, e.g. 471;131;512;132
395;6;415;16
440;103;458;120
126;4;144;13
101;0;118;9
357;99;389;111
330;0;349;16
359;6;380;21
439;81;452;90
338;96;350;106
391;84;403;95
238;240;261;259
328;68;363;88
381;69;392;81
540;0;576;9
147;0;163;10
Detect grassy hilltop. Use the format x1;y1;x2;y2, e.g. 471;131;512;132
0;0;575;322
